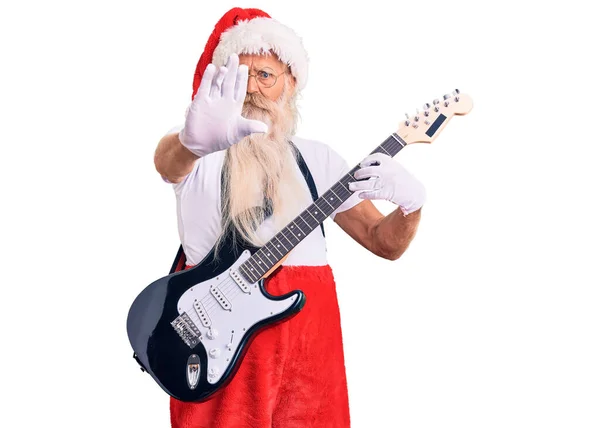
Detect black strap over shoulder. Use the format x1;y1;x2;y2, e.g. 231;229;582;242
288;140;325;239
170;140;323;273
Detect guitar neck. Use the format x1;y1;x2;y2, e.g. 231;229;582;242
238;133;408;283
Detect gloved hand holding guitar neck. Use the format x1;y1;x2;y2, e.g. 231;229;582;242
350;152;426;216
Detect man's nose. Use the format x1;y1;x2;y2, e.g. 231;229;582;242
247;75;259;94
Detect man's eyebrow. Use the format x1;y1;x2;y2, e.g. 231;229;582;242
249;63;276;71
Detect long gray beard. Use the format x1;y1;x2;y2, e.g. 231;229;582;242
217;84;307;249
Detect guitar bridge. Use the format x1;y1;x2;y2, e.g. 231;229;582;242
171;312;201;348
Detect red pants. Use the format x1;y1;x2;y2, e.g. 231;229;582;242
170;264;351;428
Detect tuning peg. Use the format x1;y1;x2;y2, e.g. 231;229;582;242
433;99;439;105
424;110;430;117
452;89;460;102
423;103;431;110
443;93;452;100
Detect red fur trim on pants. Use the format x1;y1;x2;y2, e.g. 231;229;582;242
170;264;351;428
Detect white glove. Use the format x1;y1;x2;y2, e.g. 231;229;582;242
178;53;269;157
349;152;426;215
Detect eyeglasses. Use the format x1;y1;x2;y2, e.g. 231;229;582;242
248;68;286;89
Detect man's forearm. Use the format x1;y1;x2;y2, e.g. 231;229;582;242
154;133;199;183
372;207;422;260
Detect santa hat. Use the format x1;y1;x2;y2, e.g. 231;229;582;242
191;7;308;100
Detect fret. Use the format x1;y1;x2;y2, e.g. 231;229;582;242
307;203;327;223
295;218;312;237
286;223;303;242
305;207;320;224
259;247;276;264
239;263;254;282
315;198;334;217
379;145;391;156
324;189;342;204
266;242;283;260
273;235;288;254
329;189;343;203
374;133;406;157
298;214;312;229
381;143;395;155
390;133;406;152
321;195;335;210
242;259;260;283
254;250;268;267
244;257;258;274
293;219;307;237
279;230;294;247
300;210;320;230
332;182;352;200
343;172;356;188
268;240;285;258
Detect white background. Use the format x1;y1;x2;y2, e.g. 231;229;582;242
1;0;599;427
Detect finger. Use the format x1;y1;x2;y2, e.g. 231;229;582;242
353;166;380;180
359;152;389;167
222;54;239;98
197;63;216;100
234;64;249;103
348;178;379;192
239;117;269;134
209;66;228;98
358;190;382;200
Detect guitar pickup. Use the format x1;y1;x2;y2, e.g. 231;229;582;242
193;300;212;328
210;285;232;310
230;269;251;293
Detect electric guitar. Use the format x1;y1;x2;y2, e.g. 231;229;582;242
126;90;473;402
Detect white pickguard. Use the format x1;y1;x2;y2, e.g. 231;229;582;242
175;250;297;384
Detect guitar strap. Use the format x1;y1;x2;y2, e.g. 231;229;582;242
169;141;323;274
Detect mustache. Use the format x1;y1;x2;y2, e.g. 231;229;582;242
243;93;278;111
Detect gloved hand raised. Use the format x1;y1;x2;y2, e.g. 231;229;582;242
349;153;426;216
179;53;269;157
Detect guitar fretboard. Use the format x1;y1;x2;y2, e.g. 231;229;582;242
238;132;407;283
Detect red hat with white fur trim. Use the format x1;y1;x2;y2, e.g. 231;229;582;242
191;7;308;100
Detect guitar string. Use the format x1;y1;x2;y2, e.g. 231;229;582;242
184;270;284;335
185;276;245;327
198;275;241;313
183;280;244;341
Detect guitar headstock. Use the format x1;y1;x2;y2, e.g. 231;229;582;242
397;89;473;145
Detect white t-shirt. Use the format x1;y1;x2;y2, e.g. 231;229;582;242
165;126;362;267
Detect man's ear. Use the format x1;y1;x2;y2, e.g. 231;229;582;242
287;70;297;94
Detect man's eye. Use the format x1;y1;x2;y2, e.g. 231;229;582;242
258;71;271;79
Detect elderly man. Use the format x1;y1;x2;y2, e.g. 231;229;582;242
154;7;425;428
